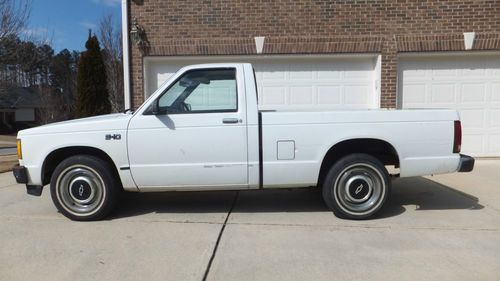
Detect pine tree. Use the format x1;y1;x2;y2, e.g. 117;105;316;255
75;32;111;118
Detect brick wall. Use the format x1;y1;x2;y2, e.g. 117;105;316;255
129;0;500;108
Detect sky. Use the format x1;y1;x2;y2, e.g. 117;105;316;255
23;0;122;52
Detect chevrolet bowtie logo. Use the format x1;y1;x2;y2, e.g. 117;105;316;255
355;184;364;195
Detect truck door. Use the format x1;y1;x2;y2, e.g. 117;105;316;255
127;67;248;189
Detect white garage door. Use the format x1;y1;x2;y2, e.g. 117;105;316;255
399;55;500;156
144;55;379;110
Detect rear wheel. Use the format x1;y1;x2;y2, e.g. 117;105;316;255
50;155;118;221
322;153;390;219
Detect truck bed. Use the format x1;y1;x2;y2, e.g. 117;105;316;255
259;109;460;187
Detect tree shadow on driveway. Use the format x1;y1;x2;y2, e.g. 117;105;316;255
110;176;483;220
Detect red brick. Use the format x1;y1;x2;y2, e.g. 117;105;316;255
128;0;500;108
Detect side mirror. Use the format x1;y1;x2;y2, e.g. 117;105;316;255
150;100;167;115
151;100;159;114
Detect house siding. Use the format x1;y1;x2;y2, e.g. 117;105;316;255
128;0;500;108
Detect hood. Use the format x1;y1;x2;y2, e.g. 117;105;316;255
18;113;133;136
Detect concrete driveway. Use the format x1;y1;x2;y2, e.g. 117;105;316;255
0;160;499;281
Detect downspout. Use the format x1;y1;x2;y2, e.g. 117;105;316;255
121;0;131;109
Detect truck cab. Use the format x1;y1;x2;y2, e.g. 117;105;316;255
127;64;260;190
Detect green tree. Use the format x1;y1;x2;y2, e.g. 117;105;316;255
75;32;110;118
47;49;79;121
51;49;78;106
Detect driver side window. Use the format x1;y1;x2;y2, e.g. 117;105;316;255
157;68;237;114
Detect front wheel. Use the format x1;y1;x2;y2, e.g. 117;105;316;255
322;153;390;219
50;155;119;221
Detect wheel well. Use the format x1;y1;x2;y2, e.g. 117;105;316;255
317;139;399;186
42;146;122;187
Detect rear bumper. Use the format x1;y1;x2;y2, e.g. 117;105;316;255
12;165;43;196
458;154;475;172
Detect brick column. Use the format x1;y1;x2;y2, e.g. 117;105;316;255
129;46;144;109
380;36;398;108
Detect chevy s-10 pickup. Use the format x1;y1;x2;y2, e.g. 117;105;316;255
13;63;474;220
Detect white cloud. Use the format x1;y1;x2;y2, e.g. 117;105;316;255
91;0;121;6
21;27;54;45
80;21;97;30
22;27;49;38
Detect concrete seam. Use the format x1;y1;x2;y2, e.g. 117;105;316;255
202;191;239;281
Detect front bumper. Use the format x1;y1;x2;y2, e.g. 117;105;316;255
458;154;475;172
12;165;28;183
12;165;43;196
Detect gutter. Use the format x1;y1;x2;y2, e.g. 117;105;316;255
121;0;131;109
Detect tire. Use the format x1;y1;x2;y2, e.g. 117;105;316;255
50;155;119;221
322;153;390;220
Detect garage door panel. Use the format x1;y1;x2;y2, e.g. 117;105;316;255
462;135;484;154
461;84;486;103
492;84;500;102
431;84;455;103
401;67;426;79
317;86;342;104
261;67;286;80
289;86;313;105
402;84;426;103
288;64;314;80
289;70;314;80
316;66;342;80
463;67;487;76
156;73;171;89
343;69;373;79
432;67;457;77
488;136;500;154
262;86;286;105
400;55;500;156
345;85;370;105
490;110;500;128
257;62;373;109
460;109;486;129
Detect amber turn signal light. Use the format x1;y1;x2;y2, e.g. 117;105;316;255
16;139;22;160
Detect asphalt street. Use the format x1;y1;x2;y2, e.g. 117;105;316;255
0;147;16;156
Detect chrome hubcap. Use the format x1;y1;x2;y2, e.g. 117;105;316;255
68;176;95;204
335;163;385;215
345;175;373;203
56;165;105;216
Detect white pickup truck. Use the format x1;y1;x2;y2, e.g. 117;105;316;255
13;63;474;221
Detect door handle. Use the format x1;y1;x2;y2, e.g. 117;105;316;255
222;118;240;124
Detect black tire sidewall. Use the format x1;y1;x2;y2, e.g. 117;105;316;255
50;155;117;221
322;153;390;220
